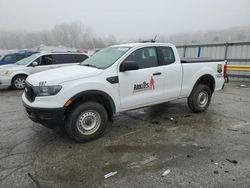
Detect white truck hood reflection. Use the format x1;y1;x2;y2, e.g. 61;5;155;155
26;65;103;86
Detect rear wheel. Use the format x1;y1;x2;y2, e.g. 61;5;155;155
12;75;27;90
66;102;108;142
188;84;211;113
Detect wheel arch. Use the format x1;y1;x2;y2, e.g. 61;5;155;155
190;74;215;96
65;90;116;121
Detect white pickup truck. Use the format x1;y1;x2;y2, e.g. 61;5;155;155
22;43;227;142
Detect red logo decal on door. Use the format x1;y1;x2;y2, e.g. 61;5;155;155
150;76;155;90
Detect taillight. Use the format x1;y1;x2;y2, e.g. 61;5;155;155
224;64;227;78
224;63;228;82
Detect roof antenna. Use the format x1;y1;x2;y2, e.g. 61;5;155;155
152;35;158;42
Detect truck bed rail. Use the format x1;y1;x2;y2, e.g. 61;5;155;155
181;58;225;63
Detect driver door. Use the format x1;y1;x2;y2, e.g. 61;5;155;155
118;47;165;110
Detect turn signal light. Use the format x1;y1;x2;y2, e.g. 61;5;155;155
64;100;72;107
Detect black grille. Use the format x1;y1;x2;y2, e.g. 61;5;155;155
25;82;36;102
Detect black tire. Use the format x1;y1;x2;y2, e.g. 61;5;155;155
66;102;108;142
12;75;27;90
187;84;212;113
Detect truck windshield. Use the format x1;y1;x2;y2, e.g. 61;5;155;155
81;47;130;69
15;53;40;65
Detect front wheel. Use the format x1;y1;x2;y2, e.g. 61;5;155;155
66;102;108;142
187;84;212;113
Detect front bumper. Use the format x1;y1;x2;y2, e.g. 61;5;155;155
0;76;11;89
23;102;66;129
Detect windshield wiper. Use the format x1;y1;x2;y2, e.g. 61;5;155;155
82;64;98;68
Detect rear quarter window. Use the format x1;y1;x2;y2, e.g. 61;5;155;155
158;47;175;65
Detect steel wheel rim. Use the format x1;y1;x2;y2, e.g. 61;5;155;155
14;78;25;89
77;110;101;135
198;91;208;108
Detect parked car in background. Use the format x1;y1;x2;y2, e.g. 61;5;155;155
0;52;89;89
0;50;38;66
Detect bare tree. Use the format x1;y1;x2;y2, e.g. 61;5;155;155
0;22;118;49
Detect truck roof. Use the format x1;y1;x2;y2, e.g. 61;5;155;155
112;43;174;48
37;51;89;56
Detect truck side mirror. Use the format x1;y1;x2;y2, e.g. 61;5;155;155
120;61;139;72
31;61;38;67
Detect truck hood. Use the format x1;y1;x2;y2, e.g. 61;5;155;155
26;65;103;86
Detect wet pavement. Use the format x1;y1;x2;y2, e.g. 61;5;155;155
0;82;250;188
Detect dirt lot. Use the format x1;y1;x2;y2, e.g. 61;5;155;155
0;82;250;188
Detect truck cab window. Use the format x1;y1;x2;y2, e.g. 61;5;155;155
158;47;175;65
125;47;158;69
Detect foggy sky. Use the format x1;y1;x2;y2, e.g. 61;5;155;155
0;0;249;39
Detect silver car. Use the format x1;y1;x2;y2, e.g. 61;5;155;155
0;52;89;89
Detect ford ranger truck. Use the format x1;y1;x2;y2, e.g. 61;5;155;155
22;43;227;142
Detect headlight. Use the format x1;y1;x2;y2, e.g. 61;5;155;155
33;85;62;96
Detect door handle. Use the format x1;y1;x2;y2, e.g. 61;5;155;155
153;72;162;76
